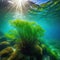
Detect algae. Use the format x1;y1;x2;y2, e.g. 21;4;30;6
3;19;58;60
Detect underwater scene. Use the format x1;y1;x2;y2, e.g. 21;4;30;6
0;0;60;60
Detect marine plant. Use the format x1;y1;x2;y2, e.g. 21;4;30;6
5;19;44;59
6;19;44;45
5;19;58;60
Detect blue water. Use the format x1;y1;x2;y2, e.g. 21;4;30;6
0;0;60;56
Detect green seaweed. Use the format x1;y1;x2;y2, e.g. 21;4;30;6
5;19;59;60
4;19;45;59
6;19;44;45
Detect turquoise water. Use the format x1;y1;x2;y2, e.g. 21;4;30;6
0;0;60;58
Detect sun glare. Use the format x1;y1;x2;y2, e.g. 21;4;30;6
8;0;30;14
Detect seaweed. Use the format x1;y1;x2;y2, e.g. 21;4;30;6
4;19;59;60
5;19;44;59
6;19;44;45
